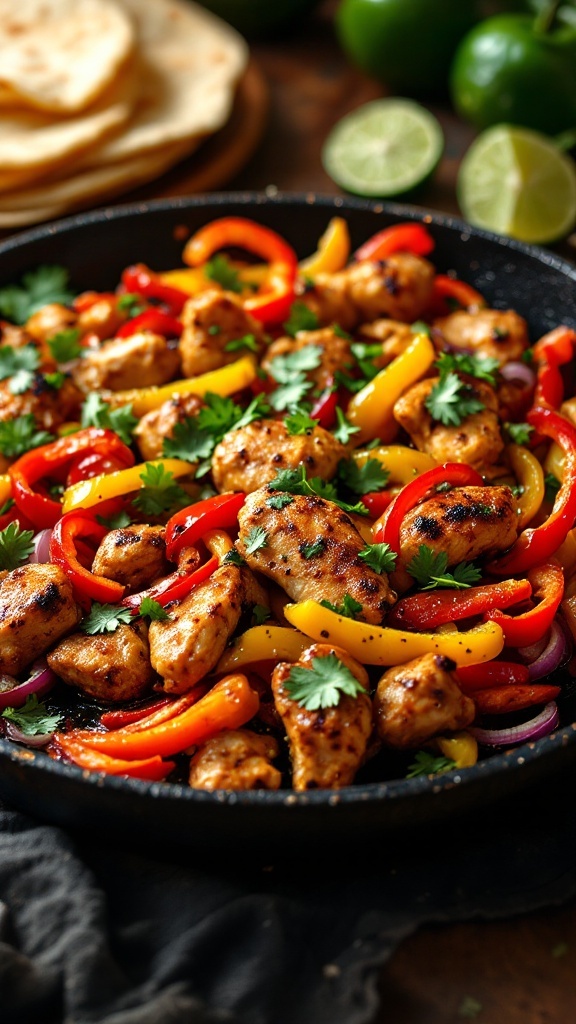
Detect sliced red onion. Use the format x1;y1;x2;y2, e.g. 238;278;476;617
4;722;55;748
517;634;549;663
0;659;56;711
470;701;559;747
499;361;536;389
28;528;53;564
524;621;569;681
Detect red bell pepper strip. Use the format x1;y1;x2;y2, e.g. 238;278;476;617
72;291;117;313
489;408;576;575
388;577;532;631
353;222;435;262
52;734;175;781
532;326;576;410
100;697;173;730
50;510;126;605
115;689;208;732
165;492;245;561
373;462;484;555
310;379;338;430
66;452;132;486
8;428;134;530
428;274;486;316
115;309;183;339
362;490;393;520
67;674;260;760
484;563;564;647
121;554;218;611
471;683;561;715
183;217;298;326
456;661;530;693
120;264;189;315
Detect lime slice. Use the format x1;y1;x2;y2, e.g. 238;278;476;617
322;98;444;198
457;125;576;245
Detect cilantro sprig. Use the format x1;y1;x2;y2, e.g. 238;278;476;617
163;392;269;474
337;457;389;496
0;344;40;394
406;544;481;591
505;421;534;446
0;414;55;458
267;344;323;412
0;265;75;325
434;351;499;386
425;371;485;427
205;254;242;293
80;392;138;447
267;465;368;516
319;594;363;619
0;522;34;571
1;695;63;737
81;603;133;635
406;751;457;778
284;653;365;710
132;463;189;517
282;302;320;337
47;328;82;364
358;542;397;575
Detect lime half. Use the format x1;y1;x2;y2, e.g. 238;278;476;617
457;125;576;245
322;98;444;198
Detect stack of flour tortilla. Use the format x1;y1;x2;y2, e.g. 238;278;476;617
0;0;248;228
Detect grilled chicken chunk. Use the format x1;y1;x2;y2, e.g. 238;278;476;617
236;488;395;624
261;327;353;391
272;643;372;790
433;308;529;366
211;419;347;495
148;563;267;694
47;620;154;703
91;524;169;593
0;565;81;677
0;373;82;434
25;303;77;345
179;289;265;378
303;254;435;330
374;653;475;748
73;332;180;392
188;729;281;790
393;375;504;471
75;295;126;341
399;485;518;568
133;392;204;462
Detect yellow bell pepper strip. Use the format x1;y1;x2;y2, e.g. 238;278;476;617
283;600;504;667
183;217;299;326
488;407;576;575
0;473;11;506
215;625;310;674
52;734;176;781
345;332;436;445
543;440;565;483
298;217;351;276
108;355;257;416
159;266;210;295
203;528;234;561
67;674;260;760
434;732;478;769
352;445;437;486
62;458;191;514
506;443;545;530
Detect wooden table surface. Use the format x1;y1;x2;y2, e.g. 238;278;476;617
2;1;575;1019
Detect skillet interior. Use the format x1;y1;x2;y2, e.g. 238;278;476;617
0;191;575;853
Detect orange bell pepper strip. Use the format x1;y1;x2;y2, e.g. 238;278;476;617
52;734;176;781
484;563;564;647
69;674;260;760
298;216;350;276
471;684;561;715
353;222;434;261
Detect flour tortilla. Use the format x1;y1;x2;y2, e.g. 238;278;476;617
0;0;135;114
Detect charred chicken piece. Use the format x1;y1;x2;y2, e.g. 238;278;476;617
272;643;372;790
188;729;281;790
236;488;395;624
132;392;205;462
0;373;83;435
261;327;353;391
0;565;81;677
399;485;518;569
47;620;154;703
211;419;347;495
374;653;475;748
73;332;181;393
91;524;169;593
433;308;529;366
393;375;504;472
179;289;265;377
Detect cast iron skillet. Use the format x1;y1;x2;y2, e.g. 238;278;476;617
0;192;575;852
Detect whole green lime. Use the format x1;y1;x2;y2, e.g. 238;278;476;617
197;0;322;37
335;0;478;96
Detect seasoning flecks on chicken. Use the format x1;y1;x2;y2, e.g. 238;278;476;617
132;392;205;462
47;620;155;703
433;308;529;366
179;289;265;378
211;419;348;495
91;524;169;594
148;563;267;694
374;653;475;748
72;332;181;393
0;373;83;435
261;327;353;391
0;564;81;677
356;318;417;368
399;485;519;569
303;254;435;330
236;488;395;623
393;375;504;471
272;643;372;790
188;729;282;790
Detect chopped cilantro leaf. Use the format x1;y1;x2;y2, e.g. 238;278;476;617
0;345;40;391
208;324;221;335
132;463;189;517
332;406;360;445
320;593;363;619
252;604;270;626
406;751;457;778
47;328;82;363
0;265;75;325
406;544;481;590
163;392;269;469
545;472;561;502
521;348;534;365
117;293;146;318
425;371;485;427
333;324;352;340
205;254;242;293
283;302;319;337
80;392;137;446
266;493;294;510
0;521;34;571
505;421;534;446
224;333;258;353
284;653;365;710
0;414;55;458
139;597;171;622
8;368;36;395
96;509;132;530
244;526;268;554
434;351;499;385
269;377;312;411
267;345;323;384
284;410;318;435
411;320;432;337
300;538;325;559
43;371;66;391
81;603;133;635
267;464;368;516
222;548;246;566
2;695;63;736
358;542;397;574
337;457;389;496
